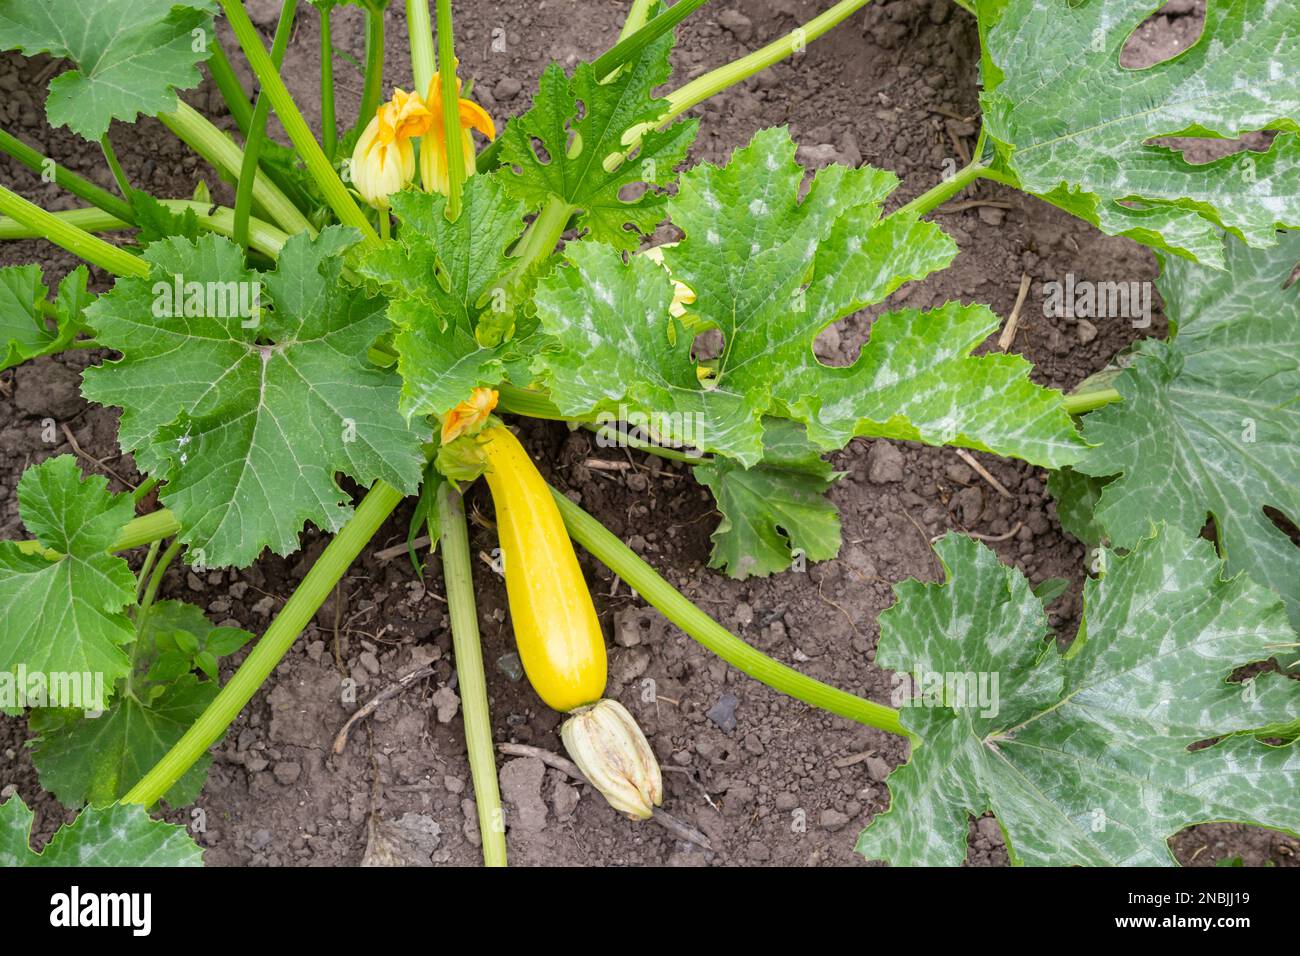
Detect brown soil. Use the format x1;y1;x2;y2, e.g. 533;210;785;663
1;0;1294;868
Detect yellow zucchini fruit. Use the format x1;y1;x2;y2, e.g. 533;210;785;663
480;424;608;712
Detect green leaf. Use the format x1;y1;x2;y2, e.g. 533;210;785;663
0;795;202;866
1046;466;1112;548
0;0;217;141
694;419;842;578
979;0;1300;266
534;128;1085;468
857;526;1300;867
0;456;136;690
0;265;92;371
82;229;427;568
356;177;537;419
1074;231;1300;629
30;600;251;808
130;191;202;248
497;29;697;249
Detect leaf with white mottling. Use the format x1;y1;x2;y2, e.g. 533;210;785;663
857;526;1300;867
979;0;1300;266
0;796;202;866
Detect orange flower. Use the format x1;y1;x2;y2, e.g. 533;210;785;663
441;387;499;444
351;89;435;209
420;68;496;196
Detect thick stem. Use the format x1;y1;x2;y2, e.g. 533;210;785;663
435;0;464;220
218;0;378;245
436;483;508;867
593;0;709;79
0;128;135;224
121;481;404;807
353;8;385;140
160;102;315;237
407;0;436;96
583;423;706;464
320;5;337;161
0;201;290;261
1063;387;1122;416
15;509;182;562
663;0;873;122
551;489;907;735
135;538;183;635
890;159;989;220
205;35;255;136
99;135;134;203
234;0;300;251
508;197;573;281
0;185;148;278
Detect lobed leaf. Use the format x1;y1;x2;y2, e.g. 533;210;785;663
0;265;92;371
857;525;1300;866
0;795;202;866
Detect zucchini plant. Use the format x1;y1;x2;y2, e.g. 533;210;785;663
0;0;1296;867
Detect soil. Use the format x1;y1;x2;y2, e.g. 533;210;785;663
1;0;1294;868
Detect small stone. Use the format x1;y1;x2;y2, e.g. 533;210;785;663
820;808;850;831
273;761;302;786
977;205;1006;226
614;646;651;683
733;602;754;627
496;652;524;681
865;756;892;782
358;651;381;675
717;9;754;41
551;781;581;821
443;775;465;794
499;757;548;832
493;77;522;99
706;693;738;733
866;441;905;484
1077;319;1099;344
431;686;460;723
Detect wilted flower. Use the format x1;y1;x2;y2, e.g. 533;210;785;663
420;67;496;196
561;699;663;820
351;89;435;209
441;387;499;444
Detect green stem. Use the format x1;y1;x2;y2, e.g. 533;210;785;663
160;102;315;237
593;0;709;79
0;185;148;278
206;35;255;136
435;0;463;220
0;128;135;224
0;201;289;261
320;5;337;161
352;7;385;140
379;210;391;242
1062;387;1122;416
552;488;907;735
135;538;183;636
509;197;573;280
135;540;162;602
121;481;404;807
234;0;300;251
493;383;567;420
663;0;873;123
407;0;436;95
218;0;378;245
99;135;133;203
132;476;160;505
436;483;508;867
889;159;989;220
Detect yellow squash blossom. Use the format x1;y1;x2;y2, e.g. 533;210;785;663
441;387;499;444
351;89;435;209
420;68;496;196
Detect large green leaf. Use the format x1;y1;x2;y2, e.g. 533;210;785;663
534;128;1085;468
694;419;841;579
0;0;217;140
0;796;202;866
496;24;697;249
979;0;1300;266
857;527;1300;867
30;600;251;808
0;456;136;690
82;229;427;569
1074;231;1300;628
356;177;539;419
0;265;92;371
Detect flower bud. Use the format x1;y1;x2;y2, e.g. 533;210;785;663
561;699;663;820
